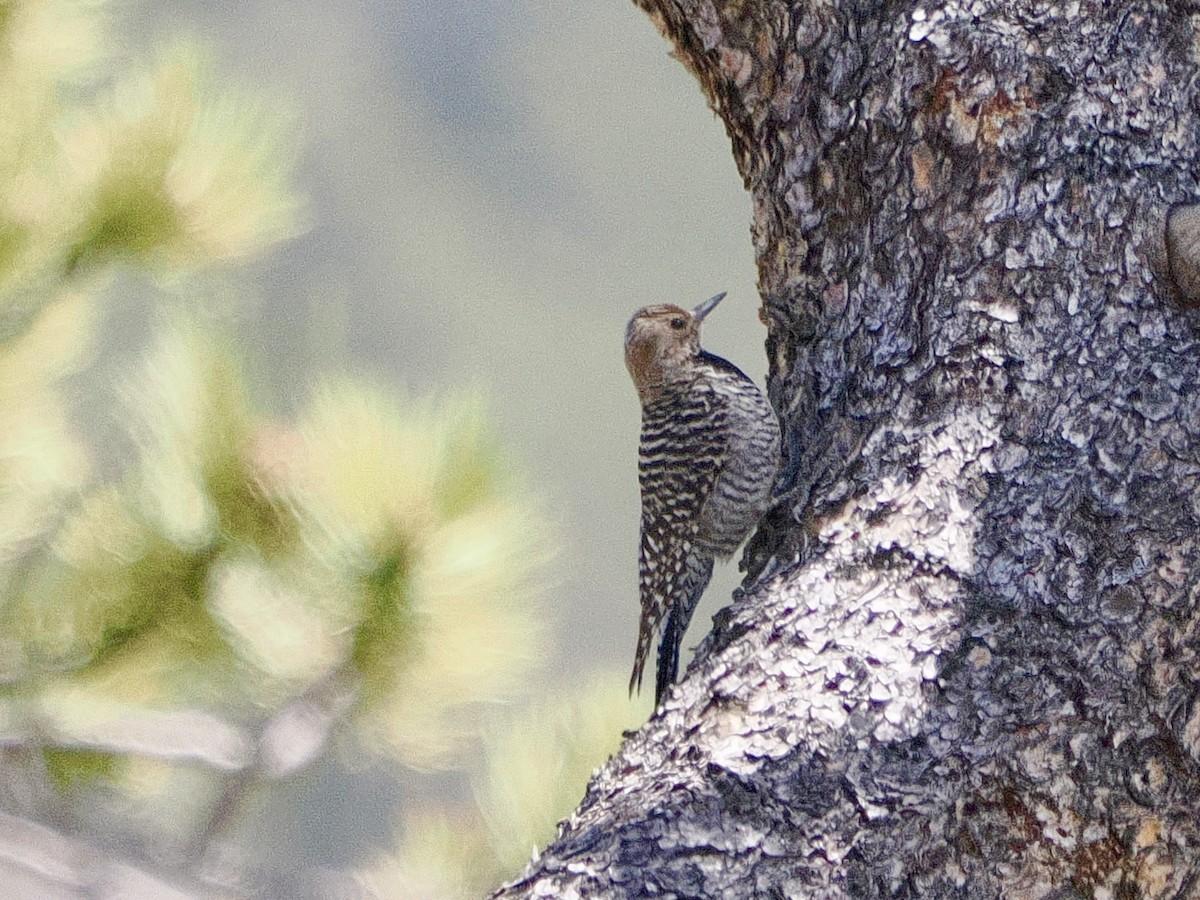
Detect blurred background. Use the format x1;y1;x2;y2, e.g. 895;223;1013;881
0;1;766;896
128;0;762;672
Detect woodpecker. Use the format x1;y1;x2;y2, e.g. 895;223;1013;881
625;292;780;705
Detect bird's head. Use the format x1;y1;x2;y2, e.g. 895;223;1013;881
624;292;724;403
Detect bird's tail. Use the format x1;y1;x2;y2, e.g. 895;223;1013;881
648;553;714;705
629;624;652;697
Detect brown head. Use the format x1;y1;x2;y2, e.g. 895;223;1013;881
624;292;724;403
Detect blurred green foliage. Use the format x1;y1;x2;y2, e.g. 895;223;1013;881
0;0;646;895
0;0;544;743
366;672;650;897
0;1;648;897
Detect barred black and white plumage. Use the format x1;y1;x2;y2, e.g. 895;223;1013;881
624;292;781;706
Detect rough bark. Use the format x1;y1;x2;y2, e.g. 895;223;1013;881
496;2;1200;897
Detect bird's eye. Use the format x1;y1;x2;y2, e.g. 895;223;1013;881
670;317;686;330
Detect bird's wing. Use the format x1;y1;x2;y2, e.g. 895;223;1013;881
629;384;730;695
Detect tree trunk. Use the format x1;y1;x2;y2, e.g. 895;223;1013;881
496;2;1200;896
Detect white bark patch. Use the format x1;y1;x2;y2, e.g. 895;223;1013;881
832;406;998;576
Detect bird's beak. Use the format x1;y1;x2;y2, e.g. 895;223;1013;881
692;291;726;322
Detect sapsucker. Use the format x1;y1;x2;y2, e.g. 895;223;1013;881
625;292;781;705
